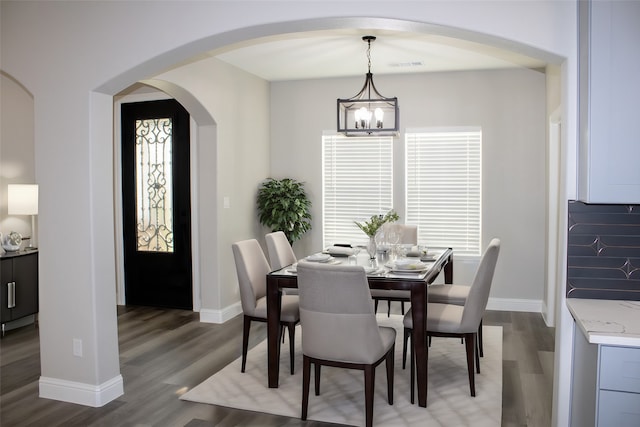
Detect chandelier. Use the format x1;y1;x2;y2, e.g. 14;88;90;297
337;36;399;136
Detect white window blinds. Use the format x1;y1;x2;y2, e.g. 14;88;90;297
323;135;394;247
405;129;482;256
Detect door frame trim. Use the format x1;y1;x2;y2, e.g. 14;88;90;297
544;107;562;327
114;91;201;311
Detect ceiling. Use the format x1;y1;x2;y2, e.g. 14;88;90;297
209;29;548;82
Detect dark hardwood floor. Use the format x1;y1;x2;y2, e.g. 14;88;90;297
1;306;554;426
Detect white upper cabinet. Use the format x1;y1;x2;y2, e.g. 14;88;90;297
578;0;640;203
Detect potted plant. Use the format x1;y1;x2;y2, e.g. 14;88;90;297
257;178;312;244
354;209;400;258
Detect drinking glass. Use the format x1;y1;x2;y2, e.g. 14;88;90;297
350;245;361;265
386;227;400;260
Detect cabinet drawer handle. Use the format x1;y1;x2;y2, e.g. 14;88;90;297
7;282;16;308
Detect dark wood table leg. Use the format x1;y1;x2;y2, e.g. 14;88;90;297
444;252;453;284
410;283;428;407
266;275;282;388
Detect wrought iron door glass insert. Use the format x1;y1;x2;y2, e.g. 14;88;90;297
135;117;174;252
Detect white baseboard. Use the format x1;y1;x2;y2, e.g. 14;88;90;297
199;301;242;324
39;374;123;407
540;300;555;327
204;298;542;326
487;297;542;313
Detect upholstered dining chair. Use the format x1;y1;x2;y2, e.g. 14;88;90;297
428;283;486;357
297;262;396;427
264;231;298;295
232;239;300;374
371;223;418;316
266;230;299;296
384;223;418;245
402;238;500;370
265;231;297;270
424;238;501;360
403;238;500;401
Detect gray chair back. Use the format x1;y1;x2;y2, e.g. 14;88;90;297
296;262;387;364
265;231;297;270
399;224;418;245
460;238;501;332
382;223;418;245
232;239;270;317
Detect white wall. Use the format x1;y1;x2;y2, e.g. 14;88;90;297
0;73;36;241
112;59;271;320
0;1;576;422
271;68;547;307
148;57;272;315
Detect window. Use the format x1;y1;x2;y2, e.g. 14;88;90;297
135;117;174;253
406;129;482;256
322;135;393;247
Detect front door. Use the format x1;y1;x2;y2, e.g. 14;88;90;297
121;99;193;309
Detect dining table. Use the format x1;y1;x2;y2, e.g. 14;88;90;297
265;246;454;408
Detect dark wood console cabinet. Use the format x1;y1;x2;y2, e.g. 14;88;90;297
0;250;38;335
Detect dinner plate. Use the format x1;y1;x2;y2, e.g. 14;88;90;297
305;253;332;262
405;251;423;257
285;263;299;273
324;246;355;257
389;268;427;274
386;261;427;272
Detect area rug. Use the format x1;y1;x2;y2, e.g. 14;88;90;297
181;315;502;426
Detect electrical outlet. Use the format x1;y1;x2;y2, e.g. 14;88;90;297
73;338;83;357
223;196;230;209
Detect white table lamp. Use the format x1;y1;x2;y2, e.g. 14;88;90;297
8;184;39;250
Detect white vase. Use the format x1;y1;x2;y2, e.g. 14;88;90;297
366;235;377;259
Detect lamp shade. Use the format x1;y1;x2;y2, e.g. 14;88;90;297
8;184;38;215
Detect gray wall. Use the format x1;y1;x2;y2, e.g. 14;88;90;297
0;73;36;239
271;68;547;306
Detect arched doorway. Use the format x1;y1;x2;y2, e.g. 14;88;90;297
113;81;217;313
87;16;564;407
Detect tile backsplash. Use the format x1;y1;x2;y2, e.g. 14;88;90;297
567;201;640;300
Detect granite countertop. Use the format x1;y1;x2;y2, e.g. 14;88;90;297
0;249;38;259
567;299;640;347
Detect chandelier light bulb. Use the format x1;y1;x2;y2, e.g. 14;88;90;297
375;108;384;128
354;108;363;128
355;106;372;129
